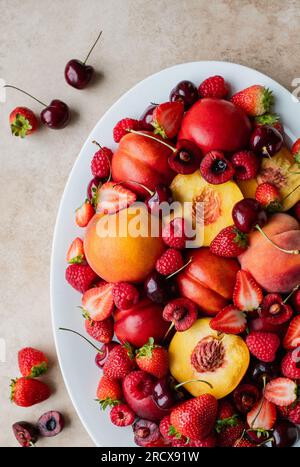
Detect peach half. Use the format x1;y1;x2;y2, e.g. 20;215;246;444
169;318;250;399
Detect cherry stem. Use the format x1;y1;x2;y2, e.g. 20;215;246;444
263;146;272;160
282;183;300;201
162;322;174;343
92;140;112;182
4;85;47;106
59;327;101;352
113;179;153;196
84;30;103;65
129;129;176;152
174;379;213;390
29;441;36;447
166;257;193;279
283;284;300;304
255;224;299;255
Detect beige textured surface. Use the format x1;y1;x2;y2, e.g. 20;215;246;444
0;0;299;447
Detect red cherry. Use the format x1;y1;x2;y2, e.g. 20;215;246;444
232;198;267;233
65;30;102;89
168;139;203;174
250;125;283;158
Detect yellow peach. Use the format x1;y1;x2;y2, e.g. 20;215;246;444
169;318;250;399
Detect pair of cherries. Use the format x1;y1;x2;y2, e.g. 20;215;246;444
5;30;102;129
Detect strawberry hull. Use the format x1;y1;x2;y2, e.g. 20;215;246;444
178;98;251;154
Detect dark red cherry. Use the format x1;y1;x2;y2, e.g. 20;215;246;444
95;342;119;368
170;80;199;110
144;271;178;305
40;100;70;129
265;420;299;447
232;198;268;233
65;60;94;90
250;125;283;158
64;30;102;89
140;104;157;131
249;359;280;386
12;422;39;447
233;384;260;413
145;184;173;216
168;139;203;174
152;377;175;409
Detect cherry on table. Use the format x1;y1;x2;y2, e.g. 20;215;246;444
250;125;283;158
4;85;70;129
65;30;102;89
12;421;39;447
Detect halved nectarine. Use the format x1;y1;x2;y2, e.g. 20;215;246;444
169;318;250;399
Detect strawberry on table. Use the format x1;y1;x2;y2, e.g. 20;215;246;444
246;331;280;362
65;263;97;293
10;377;51;407
255;182;282;212
210;305;247;335
265;377;297;407
66;237;84;264
81;283;114;321
18;347;48;378
103;344;135;379
170;394;218;441
210;226;248;258
152;101;184;139
231;85;273;116
233;269;263;311
95;181;137;214
113;118;142;143
75;200;95;227
198;75;229;99
247;397;277;431
9;107;38;138
135;337;169;379
96;375;122;409
283;315;300;349
85;317;114;344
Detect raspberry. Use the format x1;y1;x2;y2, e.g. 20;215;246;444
246;331;280;362
113;118;142;143
155;248;183;276
91;147;112;179
200;151;235;185
85;317;114;344
231;150;260;181
162;218;188;249
65;264;97;293
110;403;135;427
281;350;300;380
163;297;198;331
198;75;229;99
112;282;139;310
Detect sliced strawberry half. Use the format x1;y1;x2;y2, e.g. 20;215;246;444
66;237;84;264
283;315;300;349
82;283;114;321
152;101;184;139
75;201;95;227
265;377;297;407
233;270;263;311
210;305;247;334
96;181;137;214
247;398;277;431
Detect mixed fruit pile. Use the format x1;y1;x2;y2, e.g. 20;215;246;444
64;74;300;447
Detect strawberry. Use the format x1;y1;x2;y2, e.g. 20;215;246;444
246;331;280;362
162;218;188;249
159;415;176;441
155;248;183;276
85;317;114;344
247;397;277;431
110;403;135;426
210;226;248;258
254;113;284;136
233;438;256;447
65;263;97;293
231;150;260;181
96;375;122;409
281;350;300;380
265;377;297;407
255;182;282;212
82;283;114;321
75;200;95;227
233;270;263;311
95;181;136;214
112;282;139;310
198;75;229;99
170;394;218;440
18;348;48;378
135;337;168;379
281;402;300;424
9;107;38;138
113;118;142;143
190;433;216;447
292;138;300;166
103;344;135;379
10;377;51;407
66;237;84;264
215;400;244;447
283;315;300;349
152;101;184;139
210;305;247;335
91;146;112;179
231;85;273;116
